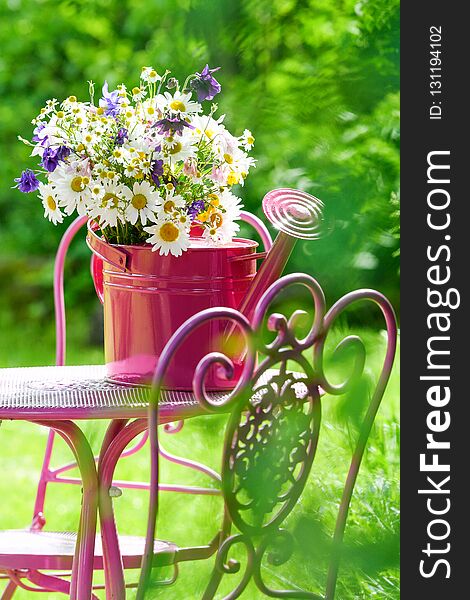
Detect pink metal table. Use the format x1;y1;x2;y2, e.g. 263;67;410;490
0;364;224;598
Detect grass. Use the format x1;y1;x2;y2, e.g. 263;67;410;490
0;313;399;599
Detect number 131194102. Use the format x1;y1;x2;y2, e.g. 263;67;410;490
429;26;442;120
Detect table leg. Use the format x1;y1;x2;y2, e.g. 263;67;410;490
98;419;148;600
34;420;98;600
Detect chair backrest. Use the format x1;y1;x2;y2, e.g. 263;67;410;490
139;272;396;599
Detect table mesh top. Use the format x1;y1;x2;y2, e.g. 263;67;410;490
0;365;227;420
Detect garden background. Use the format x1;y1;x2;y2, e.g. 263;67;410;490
0;0;400;598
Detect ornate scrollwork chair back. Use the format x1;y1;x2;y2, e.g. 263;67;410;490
138;273;397;600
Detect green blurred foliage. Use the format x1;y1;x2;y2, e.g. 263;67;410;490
0;0;399;321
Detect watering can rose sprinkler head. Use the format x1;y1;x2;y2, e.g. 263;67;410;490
236;187;324;321
223;188;324;352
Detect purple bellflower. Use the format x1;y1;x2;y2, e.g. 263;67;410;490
188;199;205;220
115;128;128;146
13;169;40;193
56;146;71;162
99;81;122;117
41;147;59;172
154;117;194;137
190;65;221;102
150;159;164;186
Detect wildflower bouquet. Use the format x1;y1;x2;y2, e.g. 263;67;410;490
15;65;255;256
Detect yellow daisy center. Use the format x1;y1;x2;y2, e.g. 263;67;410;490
169;142;182;155
159;222;180;242
170;100;186;112
70;176;84;193
223;153;233;164
102;192;120;208
163;200;175;213
132;193;147;209
46;195;56;210
170;142;183;154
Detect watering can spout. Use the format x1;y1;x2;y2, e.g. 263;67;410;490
236;188;324;323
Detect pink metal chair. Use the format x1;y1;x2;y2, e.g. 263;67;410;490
96;273;396;598
0;216;226;598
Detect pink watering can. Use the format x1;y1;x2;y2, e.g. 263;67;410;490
87;188;323;390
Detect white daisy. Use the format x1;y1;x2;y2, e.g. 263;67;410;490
140;66;153;81
132;86;147;102
141;67;161;84
38;183;63;225
53;164;92;216
157;91;201;118
164;135;197;163
156;189;185;220
240;128;255;150
88;180;126;228
79;130;98;152
123;180;160;225
144;219;191;257
141;98;159;120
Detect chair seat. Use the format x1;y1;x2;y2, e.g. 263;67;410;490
0;365;227;421
0;365;310;421
0;529;177;571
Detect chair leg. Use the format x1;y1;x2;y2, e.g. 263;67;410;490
202;567;225;600
202;517;233;600
98;419;148;600
34;420;98;600
1;580;17;600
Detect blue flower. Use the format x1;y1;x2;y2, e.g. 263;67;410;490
154;117;194;137
13;169;40;193
99;81;122;117
150;159;164;186
115;128;128;146
188;199;205;220
41;147;59;172
190;65;221;102
56;146;71;162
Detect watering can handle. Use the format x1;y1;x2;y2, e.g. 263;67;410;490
86;220;129;304
240;210;273;252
